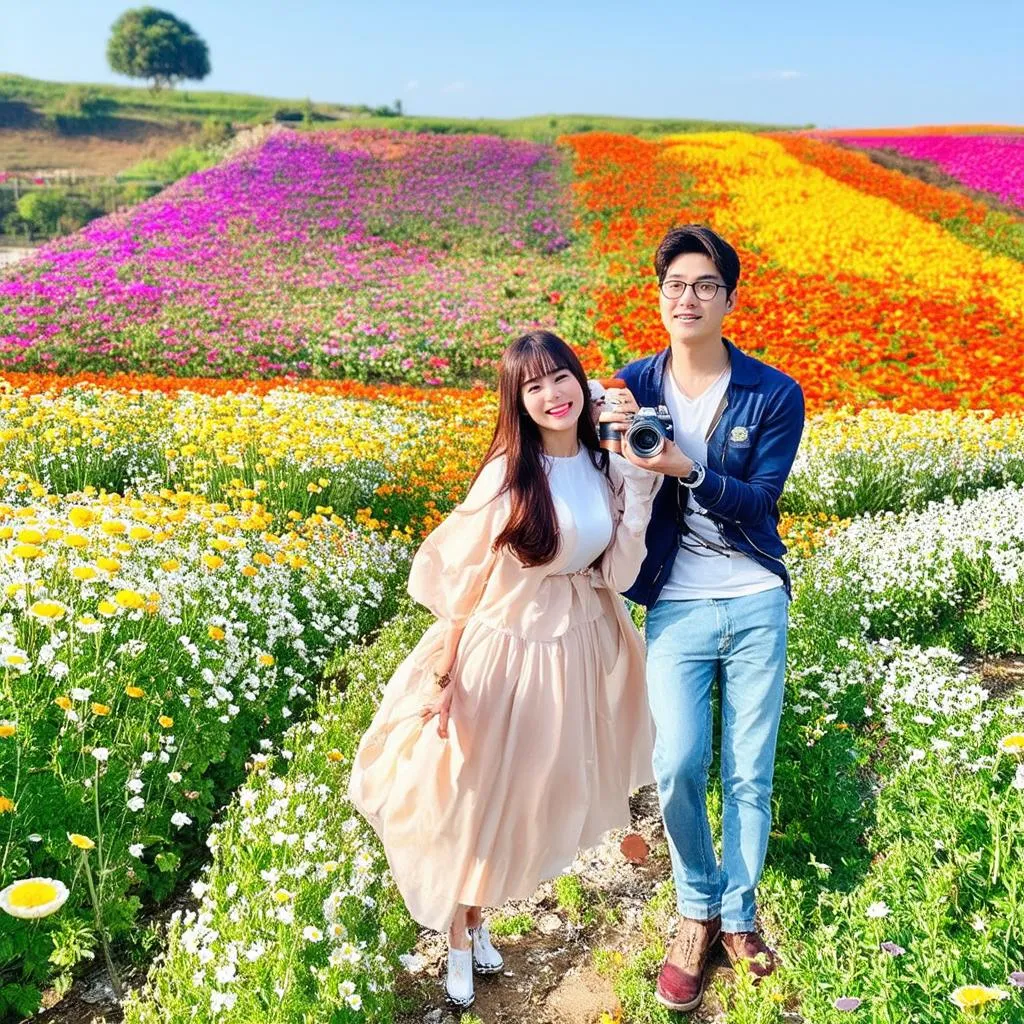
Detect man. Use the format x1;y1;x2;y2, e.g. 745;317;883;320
608;224;804;1012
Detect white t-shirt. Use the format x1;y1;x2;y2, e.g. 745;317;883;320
543;447;614;573
659;366;783;601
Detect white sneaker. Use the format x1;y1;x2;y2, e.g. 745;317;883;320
445;943;475;1008
470;923;504;974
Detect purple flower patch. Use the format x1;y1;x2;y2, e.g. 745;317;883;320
0;129;580;385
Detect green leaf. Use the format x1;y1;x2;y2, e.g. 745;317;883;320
154;851;180;874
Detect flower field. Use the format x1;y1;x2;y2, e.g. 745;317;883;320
827;131;1024;210
0;131;577;386
1;124;1024;1022
566;131;1024;411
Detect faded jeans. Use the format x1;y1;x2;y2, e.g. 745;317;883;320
644;586;788;932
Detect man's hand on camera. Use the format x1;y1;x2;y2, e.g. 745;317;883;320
621;436;694;478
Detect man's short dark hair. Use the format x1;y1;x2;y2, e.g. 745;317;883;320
654;224;741;296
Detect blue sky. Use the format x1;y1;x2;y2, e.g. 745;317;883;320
3;1;1023;127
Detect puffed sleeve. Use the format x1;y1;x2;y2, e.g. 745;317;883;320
601;453;663;593
406;455;510;623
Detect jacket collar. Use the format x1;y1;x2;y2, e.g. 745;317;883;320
645;337;762;398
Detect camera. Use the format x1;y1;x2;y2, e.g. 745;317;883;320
590;380;626;455
626;406;673;458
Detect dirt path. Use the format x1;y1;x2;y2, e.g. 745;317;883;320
394;785;736;1024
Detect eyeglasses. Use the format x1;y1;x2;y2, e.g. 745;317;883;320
660;278;727;302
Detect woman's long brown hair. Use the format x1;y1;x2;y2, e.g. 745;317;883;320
474;330;609;567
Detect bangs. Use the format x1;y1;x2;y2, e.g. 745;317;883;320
517;346;570;388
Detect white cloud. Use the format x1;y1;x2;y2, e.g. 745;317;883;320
440;80;467;94
757;70;806;81
405;79;420;91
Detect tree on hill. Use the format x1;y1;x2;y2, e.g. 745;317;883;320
106;7;211;90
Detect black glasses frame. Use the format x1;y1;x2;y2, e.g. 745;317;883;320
659;279;727;302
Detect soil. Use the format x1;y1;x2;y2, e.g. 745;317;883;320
979;654;1024;697
0;101;200;175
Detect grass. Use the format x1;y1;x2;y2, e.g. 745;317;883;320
0;72;363;125
488;911;536;938
554;872;598;927
0;73;810;141
334;112;813;142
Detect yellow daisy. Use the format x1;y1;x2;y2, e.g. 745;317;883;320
950;985;1008;1009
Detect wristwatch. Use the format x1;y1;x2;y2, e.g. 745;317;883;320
680;462;706;488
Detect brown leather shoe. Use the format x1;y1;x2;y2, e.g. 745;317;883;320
655;915;722;1012
721;930;778;982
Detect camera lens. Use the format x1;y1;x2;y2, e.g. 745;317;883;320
627;423;665;458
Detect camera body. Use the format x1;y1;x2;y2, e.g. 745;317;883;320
593;379;675;458
626;405;673;458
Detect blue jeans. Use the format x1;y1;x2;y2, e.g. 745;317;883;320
644;587;788;932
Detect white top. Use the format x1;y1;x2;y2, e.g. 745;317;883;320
660;365;783;601
543;447;614;573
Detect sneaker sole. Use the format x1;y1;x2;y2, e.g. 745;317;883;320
473;958;504;975
445;990;475;1009
654;929;720;1012
654;980;707;1013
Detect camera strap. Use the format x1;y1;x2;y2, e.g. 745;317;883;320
675;391;731;556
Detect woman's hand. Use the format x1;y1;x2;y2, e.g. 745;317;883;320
420;682;455;739
604;386;692;477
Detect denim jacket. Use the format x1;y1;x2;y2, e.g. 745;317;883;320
614;339;805;605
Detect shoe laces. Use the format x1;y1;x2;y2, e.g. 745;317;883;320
674;924;703;969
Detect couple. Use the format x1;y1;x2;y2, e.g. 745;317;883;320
348;224;805;1011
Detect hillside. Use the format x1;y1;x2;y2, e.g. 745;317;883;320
0;73;807;173
0;72;367;174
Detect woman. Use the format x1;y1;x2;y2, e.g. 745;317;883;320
348;330;662;1008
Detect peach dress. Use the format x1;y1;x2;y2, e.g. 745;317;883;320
347;449;661;932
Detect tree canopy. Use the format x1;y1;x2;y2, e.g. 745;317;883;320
107;8;211;90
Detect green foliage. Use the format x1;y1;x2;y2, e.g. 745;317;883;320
0;499;411;1017
198;115;233;146
8;184;121;240
119;144;217;184
42;85;115;131
554;872;597;927
941;209;1024;264
488;911;535;938
15;188;80;238
106;7;211;90
0;73;806;140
